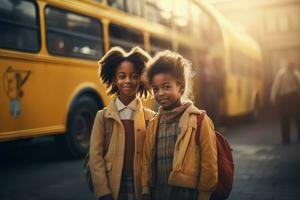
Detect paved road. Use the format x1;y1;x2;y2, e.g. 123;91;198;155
0;112;300;200
227;113;300;200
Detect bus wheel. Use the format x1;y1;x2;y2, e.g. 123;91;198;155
66;96;99;158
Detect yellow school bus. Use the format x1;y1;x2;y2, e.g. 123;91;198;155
194;1;264;119
0;0;263;157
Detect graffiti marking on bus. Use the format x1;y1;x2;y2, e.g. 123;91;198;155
3;66;31;118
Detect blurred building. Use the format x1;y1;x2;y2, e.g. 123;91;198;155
210;0;300;101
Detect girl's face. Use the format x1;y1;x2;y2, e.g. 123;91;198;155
114;61;140;100
151;73;184;110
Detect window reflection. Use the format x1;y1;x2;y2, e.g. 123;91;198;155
0;0;40;52
145;0;172;27
126;0;142;16
150;36;172;55
45;6;103;60
174;0;190;32
109;24;144;51
107;0;125;11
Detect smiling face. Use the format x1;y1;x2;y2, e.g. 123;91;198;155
151;73;184;110
114;60;140;104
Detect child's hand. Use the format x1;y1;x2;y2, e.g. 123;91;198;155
142;194;151;200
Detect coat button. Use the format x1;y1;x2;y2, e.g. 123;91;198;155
137;129;141;132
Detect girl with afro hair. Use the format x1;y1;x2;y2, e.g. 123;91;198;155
89;46;155;200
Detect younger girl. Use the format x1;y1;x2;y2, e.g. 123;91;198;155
142;51;218;200
89;47;155;200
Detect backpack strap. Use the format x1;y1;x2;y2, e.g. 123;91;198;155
102;108;113;154
195;112;205;146
84;108;113;192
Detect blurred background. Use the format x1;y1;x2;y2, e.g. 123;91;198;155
211;0;300;106
0;0;300;200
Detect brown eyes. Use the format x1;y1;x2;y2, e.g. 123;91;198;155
132;74;139;80
152;85;171;93
152;88;158;93
117;74;139;80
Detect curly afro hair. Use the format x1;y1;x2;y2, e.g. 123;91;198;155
98;46;151;98
146;50;194;102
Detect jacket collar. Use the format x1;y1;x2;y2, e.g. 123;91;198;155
153;102;202;132
178;103;202;131
115;98;138;112
149;103;203;149
104;98;144;124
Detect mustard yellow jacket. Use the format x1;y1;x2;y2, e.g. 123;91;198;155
89;99;155;200
141;103;218;200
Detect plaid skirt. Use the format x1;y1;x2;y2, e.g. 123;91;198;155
118;176;136;200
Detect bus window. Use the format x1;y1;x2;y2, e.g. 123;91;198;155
0;0;40;52
150;36;172;55
107;0;126;11
254;61;262;79
236;51;243;75
236;53;243;75
191;2;201;39
174;0;190;33
145;0;171;27
125;0;143;17
244;57;251;77
156;0;172;27
145;0;160;24
109;24;144;50
45;6;103;60
231;48;240;75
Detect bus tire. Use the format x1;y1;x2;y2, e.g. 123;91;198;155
66;96;100;158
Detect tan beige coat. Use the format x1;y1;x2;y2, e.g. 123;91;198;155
142;104;218;200
89;99;155;200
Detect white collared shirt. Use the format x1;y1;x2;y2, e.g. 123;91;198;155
115;98;138;120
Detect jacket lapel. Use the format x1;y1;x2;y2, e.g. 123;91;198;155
104;99;123;126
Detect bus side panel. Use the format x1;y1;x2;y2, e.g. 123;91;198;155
226;75;241;116
0;54;106;141
0;56;60;140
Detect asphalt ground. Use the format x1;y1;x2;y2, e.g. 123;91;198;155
0;109;300;200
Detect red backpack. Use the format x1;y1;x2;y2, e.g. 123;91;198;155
196;113;234;200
